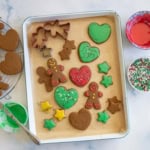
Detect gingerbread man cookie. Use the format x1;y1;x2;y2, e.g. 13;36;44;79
47;57;67;87
84;82;103;109
36;66;53;92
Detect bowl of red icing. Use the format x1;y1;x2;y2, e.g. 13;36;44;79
126;11;150;49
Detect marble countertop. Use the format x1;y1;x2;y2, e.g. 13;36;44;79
0;0;150;150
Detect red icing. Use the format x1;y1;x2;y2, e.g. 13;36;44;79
130;23;150;45
126;11;150;49
69;65;91;87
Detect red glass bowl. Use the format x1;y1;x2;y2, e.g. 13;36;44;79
126;11;150;50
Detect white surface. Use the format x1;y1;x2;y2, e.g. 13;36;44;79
0;0;150;149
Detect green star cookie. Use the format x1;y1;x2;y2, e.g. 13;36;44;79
44;119;56;130
97;111;110;123
98;61;111;74
100;75;113;88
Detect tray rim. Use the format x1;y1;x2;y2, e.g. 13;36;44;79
22;10;129;144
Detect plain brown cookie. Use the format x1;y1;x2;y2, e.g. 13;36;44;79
0;23;4;30
36;66;53;92
69;108;91;130
59;40;76;60
0;76;9;96
0;52;22;75
107;96;121;114
0;29;19;51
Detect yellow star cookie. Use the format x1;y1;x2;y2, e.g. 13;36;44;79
54;109;65;121
40;101;52;111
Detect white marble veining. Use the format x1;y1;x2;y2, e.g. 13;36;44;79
0;0;150;149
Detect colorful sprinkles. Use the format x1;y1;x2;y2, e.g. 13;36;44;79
128;58;150;91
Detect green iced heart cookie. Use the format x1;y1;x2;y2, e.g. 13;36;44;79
88;23;111;44
54;86;78;109
78;41;100;63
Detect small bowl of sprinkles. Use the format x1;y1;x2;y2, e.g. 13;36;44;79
126;11;150;50
127;57;150;92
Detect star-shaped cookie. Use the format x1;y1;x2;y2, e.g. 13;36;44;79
44;118;56;130
100;75;113;88
98;61;111;74
107;96;121;114
63;40;76;50
97;111;110;123
54;109;65;121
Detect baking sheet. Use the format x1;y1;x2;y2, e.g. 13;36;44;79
23;11;129;143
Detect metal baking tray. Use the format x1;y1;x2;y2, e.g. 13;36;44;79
23;11;129;144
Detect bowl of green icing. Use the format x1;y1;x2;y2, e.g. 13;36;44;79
0;101;28;132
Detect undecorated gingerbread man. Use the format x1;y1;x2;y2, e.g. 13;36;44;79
47;57;67;87
84;82;103;109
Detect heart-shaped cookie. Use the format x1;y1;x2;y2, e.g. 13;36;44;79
54;86;78;109
0;29;19;51
88;23;111;44
69;108;91;130
78;41;100;63
69;65;91;87
0;52;22;75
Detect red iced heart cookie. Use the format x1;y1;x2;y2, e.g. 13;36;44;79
69;65;91;87
0;29;19;51
130;23;150;45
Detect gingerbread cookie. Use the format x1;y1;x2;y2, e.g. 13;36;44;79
78;41;100;63
69;65;91;87
88;23;111;44
36;66;53;92
54;86;78;109
84;82;103;109
0;77;9;96
0;23;4;30
47;57;67;87
0;27;19;51
107;96;121;114
0;52;22;75
69;108;91;130
44;20;70;40
59;40;76;60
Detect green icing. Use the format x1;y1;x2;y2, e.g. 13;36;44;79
78;41;100;63
97;111;110;123
88;23;111;44
100;75;113;88
54;86;78;109
98;61;111;74
44;119;56;130
0;109;7;128
4;102;28;128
